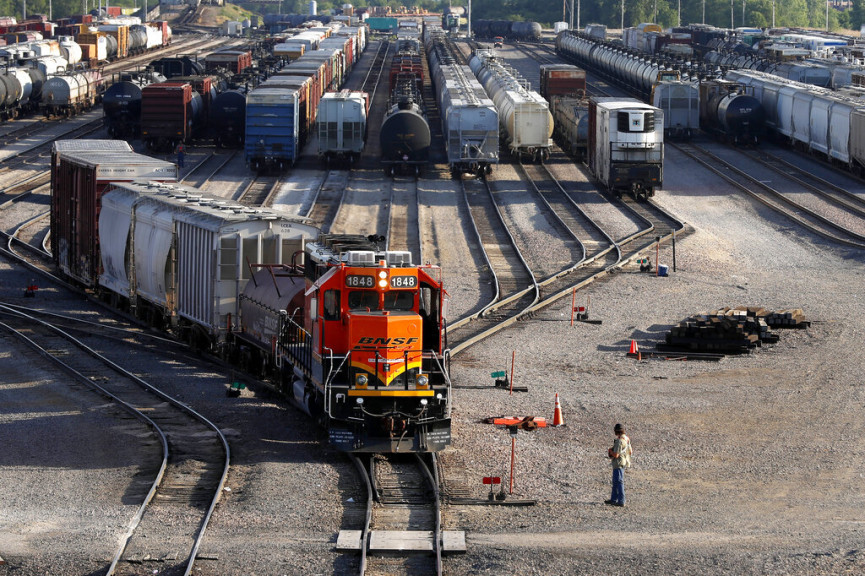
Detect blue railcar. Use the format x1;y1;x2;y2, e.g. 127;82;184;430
244;86;301;172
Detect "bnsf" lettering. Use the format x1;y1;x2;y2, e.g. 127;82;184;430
358;337;419;345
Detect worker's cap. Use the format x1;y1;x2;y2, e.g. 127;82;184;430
614;423;624;434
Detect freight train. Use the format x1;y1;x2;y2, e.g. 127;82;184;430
102;69;167;139
540;64;590;159
424;25;499;177
49;147;452;453
469;49;553;162
380;33;431;175
555;30;764;144
472;20;542;42
245;25;366;172
722;68;865;175
0;18;172;122
232;232;452;452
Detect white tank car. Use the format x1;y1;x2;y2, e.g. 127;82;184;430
469;49;553;162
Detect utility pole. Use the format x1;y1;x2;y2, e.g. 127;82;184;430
621;0;624;32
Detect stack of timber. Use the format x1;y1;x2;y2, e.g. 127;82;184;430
658;306;808;355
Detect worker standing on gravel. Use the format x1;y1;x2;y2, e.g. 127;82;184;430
175;143;185;169
605;423;633;507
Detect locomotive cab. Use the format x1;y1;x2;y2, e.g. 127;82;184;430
297;235;452;452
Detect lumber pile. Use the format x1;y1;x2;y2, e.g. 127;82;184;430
658;306;807;354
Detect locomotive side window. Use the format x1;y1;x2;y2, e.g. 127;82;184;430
220;237;238;280
384;290;414;311
324;289;341;320
348;290;378;310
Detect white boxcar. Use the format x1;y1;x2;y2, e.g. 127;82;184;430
316;90;369;164
469;49;553;161
588;97;663;199
99;181;319;346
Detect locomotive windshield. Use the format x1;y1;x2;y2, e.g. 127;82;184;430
348;290;379;310
384;291;414;310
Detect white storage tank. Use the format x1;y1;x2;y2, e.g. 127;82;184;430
309;0;317;15
554;21;568;33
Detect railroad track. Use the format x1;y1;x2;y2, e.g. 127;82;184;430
744;146;865;218
238;174;282;207
516;161;622;309
305;170;350;232
343;453;446;576
672;139;865;248
387;176;422;263
0;304;230;576
446;175;539;355
180;150;238;188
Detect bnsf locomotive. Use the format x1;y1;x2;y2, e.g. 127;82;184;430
232;234;453;453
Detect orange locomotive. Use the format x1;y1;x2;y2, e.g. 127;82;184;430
232;234;452;453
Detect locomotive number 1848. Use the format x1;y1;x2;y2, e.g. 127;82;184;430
346;275;374;288
390;275;417;288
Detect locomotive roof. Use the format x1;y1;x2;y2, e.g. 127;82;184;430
307;234;414;268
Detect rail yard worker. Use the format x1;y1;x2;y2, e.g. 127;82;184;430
175;143;185;168
605;423;633;507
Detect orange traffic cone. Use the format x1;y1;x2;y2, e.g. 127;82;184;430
628;340;639;355
552;393;565;427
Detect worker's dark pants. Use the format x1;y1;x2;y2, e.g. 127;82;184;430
610;467;625;505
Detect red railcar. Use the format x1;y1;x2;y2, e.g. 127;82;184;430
204;50;253;74
141;82;203;150
539;64;587;98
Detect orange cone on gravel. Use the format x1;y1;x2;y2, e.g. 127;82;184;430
628;340;639;355
552;393;565;427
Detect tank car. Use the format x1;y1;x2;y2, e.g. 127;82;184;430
541;64;589;159
381;35;430;175
424;25;499;177
469;49;552;162
149;56;205;78
509;21;542;42
699;79;764;145
41;69;104;118
210;88;247;148
231;234;452;453
588;97;664;200
102;70;167;139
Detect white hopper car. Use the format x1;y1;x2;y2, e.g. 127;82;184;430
316;89;369;165
469;49;553;162
424;25;499;177
98;181;320;348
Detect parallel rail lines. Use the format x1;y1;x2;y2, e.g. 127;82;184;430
446;176;538;355
673;140;865;248
180;150;238;188
0;305;230;576
387;176;422;263
305;169;349;232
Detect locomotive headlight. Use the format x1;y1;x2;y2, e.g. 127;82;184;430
378;270;387;279
378;279;387;288
356;374;368;388
416;375;429;388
